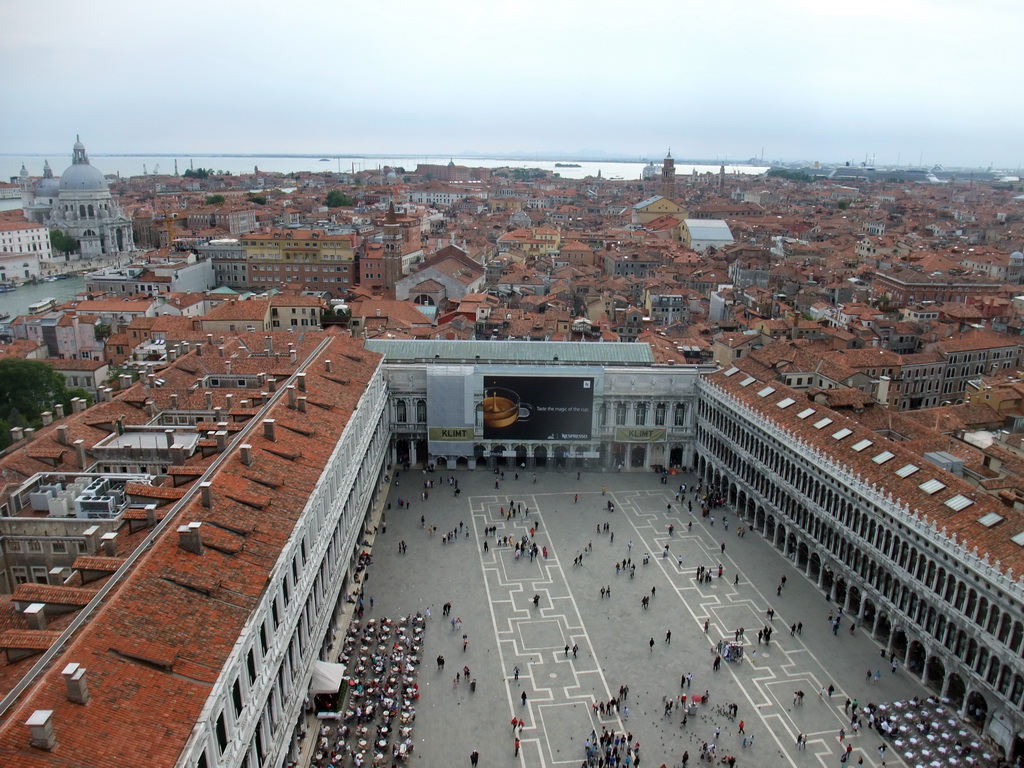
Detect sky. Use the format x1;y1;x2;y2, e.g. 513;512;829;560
1;0;1021;169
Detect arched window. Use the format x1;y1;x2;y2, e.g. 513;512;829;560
655;402;667;426
395;400;407;423
615;403;627;425
635;402;647;425
79;205;86;217
87;204;94;217
415;399;426;422
674;403;687;426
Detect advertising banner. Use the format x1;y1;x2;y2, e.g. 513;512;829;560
613;427;667;442
481;375;594;440
428;427;474;442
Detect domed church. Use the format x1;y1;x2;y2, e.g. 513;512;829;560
20;136;134;258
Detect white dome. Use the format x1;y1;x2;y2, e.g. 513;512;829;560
59;162;108;192
59;137;109;192
35;177;60;198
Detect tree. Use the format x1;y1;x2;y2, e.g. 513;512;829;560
205;194;225;205
246;193;267;205
50;228;79;255
0;359;91;450
325;190;354;208
183;168;211;179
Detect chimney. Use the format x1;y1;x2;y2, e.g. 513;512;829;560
25;710;57;751
215;430;228;451
268;377;278;393
56;425;69;446
147;373;156;389
195;341;203;357
24;428;35;442
82;525;100;555
61;663;90;705
54;403;65;419
24;603;47;630
181;341;190;356
263;419;276;441
170;393;179;409
218;346;225;357
102;387;114;402
47;568;66;586
205;391;214;409
213;406;223;422
207;333;214;348
225;393;234;411
177;522;204;555
165;429;175;447
297;372;307;392
119;374;132;390
171;444;185;465
100;531;118;557
74;439;86;467
10;427;23;443
289;347;297;364
71;397;85;413
265;335;273;354
145;399;157;417
297;396;307;413
287;385;297;409
325;359;332;373
877;375;891;406
145;504;157;527
41;411;53;426
238;442;254;466
167;346;178;362
225;360;232;376
200;481;213;508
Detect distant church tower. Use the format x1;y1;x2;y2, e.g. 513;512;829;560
661;150;676;199
719;163;726;194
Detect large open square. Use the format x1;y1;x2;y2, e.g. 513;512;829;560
322;466;974;768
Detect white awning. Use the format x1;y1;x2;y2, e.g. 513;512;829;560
310;661;347;695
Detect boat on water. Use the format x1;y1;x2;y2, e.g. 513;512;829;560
554;163;581;168
0;283;15;293
0;312;10;321
28;297;57;314
319;158;331;162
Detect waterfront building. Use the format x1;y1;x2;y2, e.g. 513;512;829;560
19;138;134;259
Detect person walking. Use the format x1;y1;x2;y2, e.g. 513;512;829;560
521;691;527;706
514;737;520;756
470;749;479;766
513;665;520;681
738;720;745;734
665;630;672;643
649;637;655;651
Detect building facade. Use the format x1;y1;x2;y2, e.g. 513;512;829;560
20;139;134;259
696;367;1024;756
366;340;706;474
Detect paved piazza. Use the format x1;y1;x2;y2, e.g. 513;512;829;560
355;468;959;768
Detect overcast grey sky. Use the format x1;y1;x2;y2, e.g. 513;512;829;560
1;0;1020;168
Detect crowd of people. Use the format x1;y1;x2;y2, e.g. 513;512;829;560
308;614;424;767
873;696;993;767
